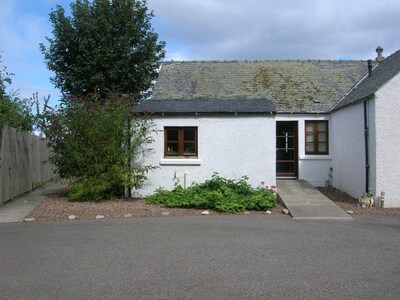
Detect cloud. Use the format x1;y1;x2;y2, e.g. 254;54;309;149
148;0;400;60
1;0;399;105
0;0;57;100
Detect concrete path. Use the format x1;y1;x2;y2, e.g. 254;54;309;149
0;181;63;223
277;179;353;220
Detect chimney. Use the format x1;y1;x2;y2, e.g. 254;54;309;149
375;46;384;62
367;59;373;77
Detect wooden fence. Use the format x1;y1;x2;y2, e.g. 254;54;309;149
0;126;54;204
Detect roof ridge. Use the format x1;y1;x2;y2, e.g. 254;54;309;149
381;48;400;61
162;59;368;63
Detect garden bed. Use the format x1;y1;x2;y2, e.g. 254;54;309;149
27;185;285;222
27;184;400;222
317;187;400;215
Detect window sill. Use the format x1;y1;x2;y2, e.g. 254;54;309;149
159;158;202;166
299;155;332;160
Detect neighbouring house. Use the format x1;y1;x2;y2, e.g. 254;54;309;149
136;47;400;208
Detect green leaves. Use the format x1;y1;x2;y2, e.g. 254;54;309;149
38;1;165;200
147;173;277;212
0;56;36;131
40;94;156;201
41;0;165;97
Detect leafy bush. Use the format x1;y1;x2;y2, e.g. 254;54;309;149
147;173;276;212
1;55;36;131
40;94;155;201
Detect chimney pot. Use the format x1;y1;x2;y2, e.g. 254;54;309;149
376;46;385;62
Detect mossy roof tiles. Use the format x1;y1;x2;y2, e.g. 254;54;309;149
151;60;369;113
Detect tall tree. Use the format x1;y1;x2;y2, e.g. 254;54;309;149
39;1;164;200
40;0;165;97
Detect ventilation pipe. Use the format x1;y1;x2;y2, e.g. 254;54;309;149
367;59;373;77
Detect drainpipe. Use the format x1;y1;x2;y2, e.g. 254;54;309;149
364;99;369;193
363;60;374;194
127;119;132;198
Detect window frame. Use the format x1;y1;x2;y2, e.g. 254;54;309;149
305;120;329;155
164;127;198;157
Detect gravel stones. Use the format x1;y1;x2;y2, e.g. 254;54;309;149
26;197;286;222
23;217;35;222
95;215;105;219
68;215;76;220
282;208;289;215
201;210;210;215
161;212;170;216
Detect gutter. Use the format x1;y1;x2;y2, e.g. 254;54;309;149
136;111;277;116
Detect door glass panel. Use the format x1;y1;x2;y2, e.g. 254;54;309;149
277;136;295;149
277;149;295;160
288;137;295;148
277;162;295;173
276;137;286;148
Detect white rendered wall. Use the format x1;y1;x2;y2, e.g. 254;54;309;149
276;114;331;186
374;73;400;207
136;115;276;196
330;102;367;198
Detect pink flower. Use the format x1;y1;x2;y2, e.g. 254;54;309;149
260;181;265;186
271;186;276;189
265;186;269;189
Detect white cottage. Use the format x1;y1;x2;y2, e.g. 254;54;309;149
136;47;400;207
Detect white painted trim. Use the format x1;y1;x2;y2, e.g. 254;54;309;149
299;155;332;160
159;158;202;165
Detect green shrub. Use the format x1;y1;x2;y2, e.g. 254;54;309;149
36;181;46;189
147;173;276;212
40;94;155;201
69;170;123;201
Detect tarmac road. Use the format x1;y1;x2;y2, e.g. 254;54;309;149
0;215;399;299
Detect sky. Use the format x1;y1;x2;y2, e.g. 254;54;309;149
1;0;400;107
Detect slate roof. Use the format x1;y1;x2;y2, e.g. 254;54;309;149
136;98;276;114
149;60;369;113
332;50;400;111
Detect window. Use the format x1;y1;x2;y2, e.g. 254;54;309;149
164;127;198;157
305;121;328;155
